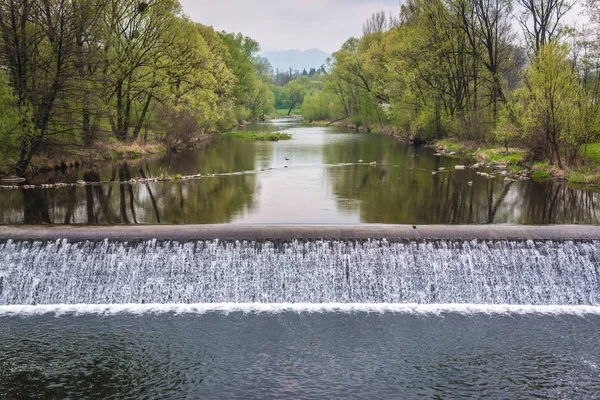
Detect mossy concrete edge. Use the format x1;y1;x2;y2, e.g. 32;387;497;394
1;224;600;241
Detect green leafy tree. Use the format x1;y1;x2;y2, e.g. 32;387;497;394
103;0;182;141
281;76;315;115
517;42;581;167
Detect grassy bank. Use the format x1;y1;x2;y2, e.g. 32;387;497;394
223;131;291;141
20;141;166;175
0;132;219;177
434;139;600;188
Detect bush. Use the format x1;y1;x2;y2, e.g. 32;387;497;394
157;108;202;150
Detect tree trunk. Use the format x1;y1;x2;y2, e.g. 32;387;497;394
82;107;92;144
116;81;125;140
133;93;153;141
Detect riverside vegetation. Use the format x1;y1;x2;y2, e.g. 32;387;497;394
1;0;600;188
0;0;278;175
299;1;600;185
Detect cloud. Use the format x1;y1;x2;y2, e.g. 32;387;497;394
179;0;402;53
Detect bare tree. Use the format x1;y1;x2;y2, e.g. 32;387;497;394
452;0;516;118
362;10;388;35
516;0;575;54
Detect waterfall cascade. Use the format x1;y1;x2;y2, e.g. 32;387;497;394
1;239;599;307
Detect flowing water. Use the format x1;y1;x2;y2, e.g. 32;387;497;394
1;239;600;398
1;239;600;306
1;313;600;399
3;120;600;397
1;119;600;225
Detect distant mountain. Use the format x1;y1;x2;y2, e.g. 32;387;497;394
262;49;331;73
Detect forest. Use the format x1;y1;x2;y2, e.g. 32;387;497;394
302;0;600;173
0;0;277;174
1;0;600;176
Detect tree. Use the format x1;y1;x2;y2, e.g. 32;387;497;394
281;76;314;115
362;10;392;35
516;0;575;54
0;0;96;173
519;42;581;168
302;90;335;121
0;70;22;169
451;0;515;121
247;80;275;119
103;0;182;141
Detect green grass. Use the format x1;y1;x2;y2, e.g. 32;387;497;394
435;139;527;165
224;131;292;141
507;165;526;174
435;140;464;152
531;169;552;182
477;148;526;164
567;168;598;185
580;143;600;164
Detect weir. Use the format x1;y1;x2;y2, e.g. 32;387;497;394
2;224;600;241
1;228;600;310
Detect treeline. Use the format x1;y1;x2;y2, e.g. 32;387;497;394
304;0;600;168
0;0;274;174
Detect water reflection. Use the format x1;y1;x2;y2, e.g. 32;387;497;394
0;121;600;225
323;136;600;224
0;139;261;224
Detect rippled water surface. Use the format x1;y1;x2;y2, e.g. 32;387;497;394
1;312;599;399
1;119;600;224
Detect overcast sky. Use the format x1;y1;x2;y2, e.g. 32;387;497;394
179;0;402;53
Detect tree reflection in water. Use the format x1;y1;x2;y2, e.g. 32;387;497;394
1;138;261;224
1;130;600;225
323;136;600;224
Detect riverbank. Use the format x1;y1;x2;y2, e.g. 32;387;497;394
433;139;600;188
0;133;214;179
309;119;600;189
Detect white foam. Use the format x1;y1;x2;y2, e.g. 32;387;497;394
1;303;600;317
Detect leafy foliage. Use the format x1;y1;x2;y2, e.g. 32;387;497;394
0;0;276;173
307;2;599;167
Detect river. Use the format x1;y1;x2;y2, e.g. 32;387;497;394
3;120;600;398
0;118;598;225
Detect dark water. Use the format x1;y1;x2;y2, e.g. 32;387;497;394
1;312;599;399
1;119;599;224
